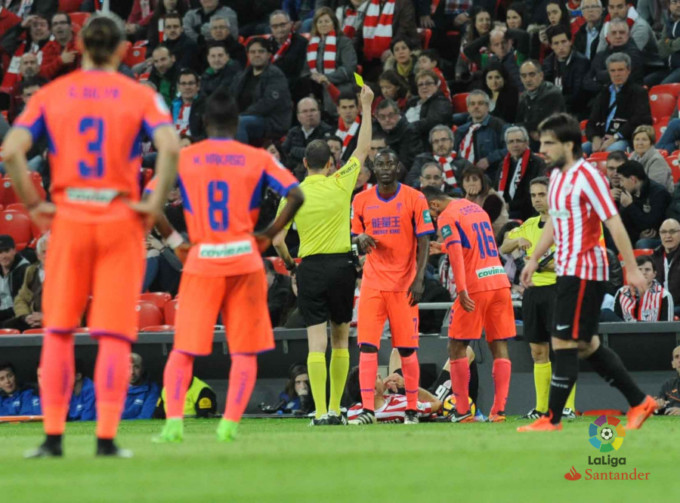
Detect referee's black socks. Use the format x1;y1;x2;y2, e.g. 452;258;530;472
586;345;646;407
548;348;578;424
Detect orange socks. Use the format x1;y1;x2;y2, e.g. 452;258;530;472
359;351;378;411
40;331;75;435
450;357;470;414
491;358;512;416
223;354;257;423
400;352;420;411
163;350;194;419
94;337;131;439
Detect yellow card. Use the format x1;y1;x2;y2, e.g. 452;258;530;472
354;72;364;87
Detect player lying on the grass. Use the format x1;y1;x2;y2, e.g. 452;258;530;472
154;89;304;444
655;345;680;416
345;366;442;423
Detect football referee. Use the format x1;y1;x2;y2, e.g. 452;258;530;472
499;176;576;420
273;85;374;426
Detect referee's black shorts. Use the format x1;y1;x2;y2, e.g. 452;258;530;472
553;276;606;343
521;283;556;344
296;253;357;327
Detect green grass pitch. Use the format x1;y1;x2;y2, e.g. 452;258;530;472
1;417;676;502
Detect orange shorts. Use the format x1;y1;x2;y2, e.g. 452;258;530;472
43;215;145;342
448;288;516;342
173;269;274;356
357;285;419;349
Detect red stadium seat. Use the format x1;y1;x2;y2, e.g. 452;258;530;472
586;151;609;162
417;28;432;49
588;159;607;174
68;12;91;28
0;210;32;249
137;301;163;328
140;292;172;311
580;119;588;143
0;179;18;206
58;0;82;13
667;154;680;183
0;328;20;335
164;299;179;326
654;116;671;142
124;40;149;68
22;328;44;335
649;92;676;118
634;249;654;257
140;324;174;332
650;83;680;99
266;256;289;275
5;203;26;214
451;93;469;114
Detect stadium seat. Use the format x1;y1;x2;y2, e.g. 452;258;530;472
137;301;163;328
58;0;82;12
120;40;132;65
634;249;654;257
586;151;609;161
667;154;680;183
650;83;680;99
140;324;174;332
164;299;179;326
22;328;44;334
266;256;289;275
5;203;26;214
124;40;149;68
140;292;172;311
649;92;676;118
451;93;469;114
654;116;671;141
417;28;432;49
0;328;20;335
68;12;91;28
580;119;588;143
0;179;18;206
588;159;607;174
0;210;32;249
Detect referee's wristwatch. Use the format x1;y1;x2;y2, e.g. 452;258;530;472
285;261;297;274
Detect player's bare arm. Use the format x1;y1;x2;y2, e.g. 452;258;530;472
605;214;649;293
257;186;305;254
499;236;531;255
348;85;375;165
352;233;378;253
408;234;430;306
521;217;555;287
1;127;55;230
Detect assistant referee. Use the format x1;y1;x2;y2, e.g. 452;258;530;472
274;85;374;426
500;176;576;420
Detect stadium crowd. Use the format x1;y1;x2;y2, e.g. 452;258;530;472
3;0;680;422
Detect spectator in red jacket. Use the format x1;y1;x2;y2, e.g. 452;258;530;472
40;12;80;80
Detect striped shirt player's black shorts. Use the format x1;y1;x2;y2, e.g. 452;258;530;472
296;253;357;327
553;276;607;342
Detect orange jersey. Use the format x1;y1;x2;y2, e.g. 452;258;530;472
351;184;434;291
439;199;510;294
178;139;299;277
14;69;172;222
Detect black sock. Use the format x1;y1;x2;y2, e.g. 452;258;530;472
97;438;115;453
586;345;646;407
469;363;479;404
44;434;62;450
548;348;578;424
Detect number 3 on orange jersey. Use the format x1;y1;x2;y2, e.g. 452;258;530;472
78;117;104;179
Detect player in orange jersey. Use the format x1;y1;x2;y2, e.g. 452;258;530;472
348;148;434;425
422;187;516;423
1;14;180;458
153;89;304;444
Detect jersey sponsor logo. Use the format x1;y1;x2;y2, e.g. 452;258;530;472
334;159;358;178
371;215;401;235
476;266;505;279
198;241;253;259
441;224;453;238
549;209;571;219
423;209;432;224
65;187;118;205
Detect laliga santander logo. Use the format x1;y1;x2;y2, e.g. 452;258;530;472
589;415;625;452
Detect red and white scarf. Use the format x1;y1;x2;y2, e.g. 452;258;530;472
272;32;293;62
603;6;638;44
617;280;666;322
363;0;394;61
499;149;530;199
158;18;165;43
337;115;361;154
307;31;336;74
175;102;192;137
438;153;458;187
459;123;480;162
342;7;359;38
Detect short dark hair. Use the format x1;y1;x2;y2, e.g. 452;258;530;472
52;12;71;25
207;40;228;55
203;89;239;134
21;76;47;93
636;254;655;270
546;25;570;45
337;90;358;105
538;113;583;157
607;150;628;163
177;68;199;84
419;49;440;65
376;98;399;114
421;185;449;202
374;148;398;163
246;36;271;52
0;362;15;374
372;130;387;142
323;133;342;146
617;160;647;181
163;12;182;23
305;139;333;170
390;36;413;52
530;176;549;188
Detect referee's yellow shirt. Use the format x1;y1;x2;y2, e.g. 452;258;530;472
507;216;556;287
279;156;360;258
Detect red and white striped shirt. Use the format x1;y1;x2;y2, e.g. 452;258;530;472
348;394;434;423
548;159;617;281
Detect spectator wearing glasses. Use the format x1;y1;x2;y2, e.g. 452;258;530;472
204;15;245;68
173;69;205;140
652;219;680;316
407;124;471;190
159;13;200;73
183;0;238;45
374;98;423;171
282;97;334;175
269;10;308;91
403;70;453;146
40;12;79;80
574;0;605;62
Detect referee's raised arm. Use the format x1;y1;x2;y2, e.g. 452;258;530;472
349;86;375;166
